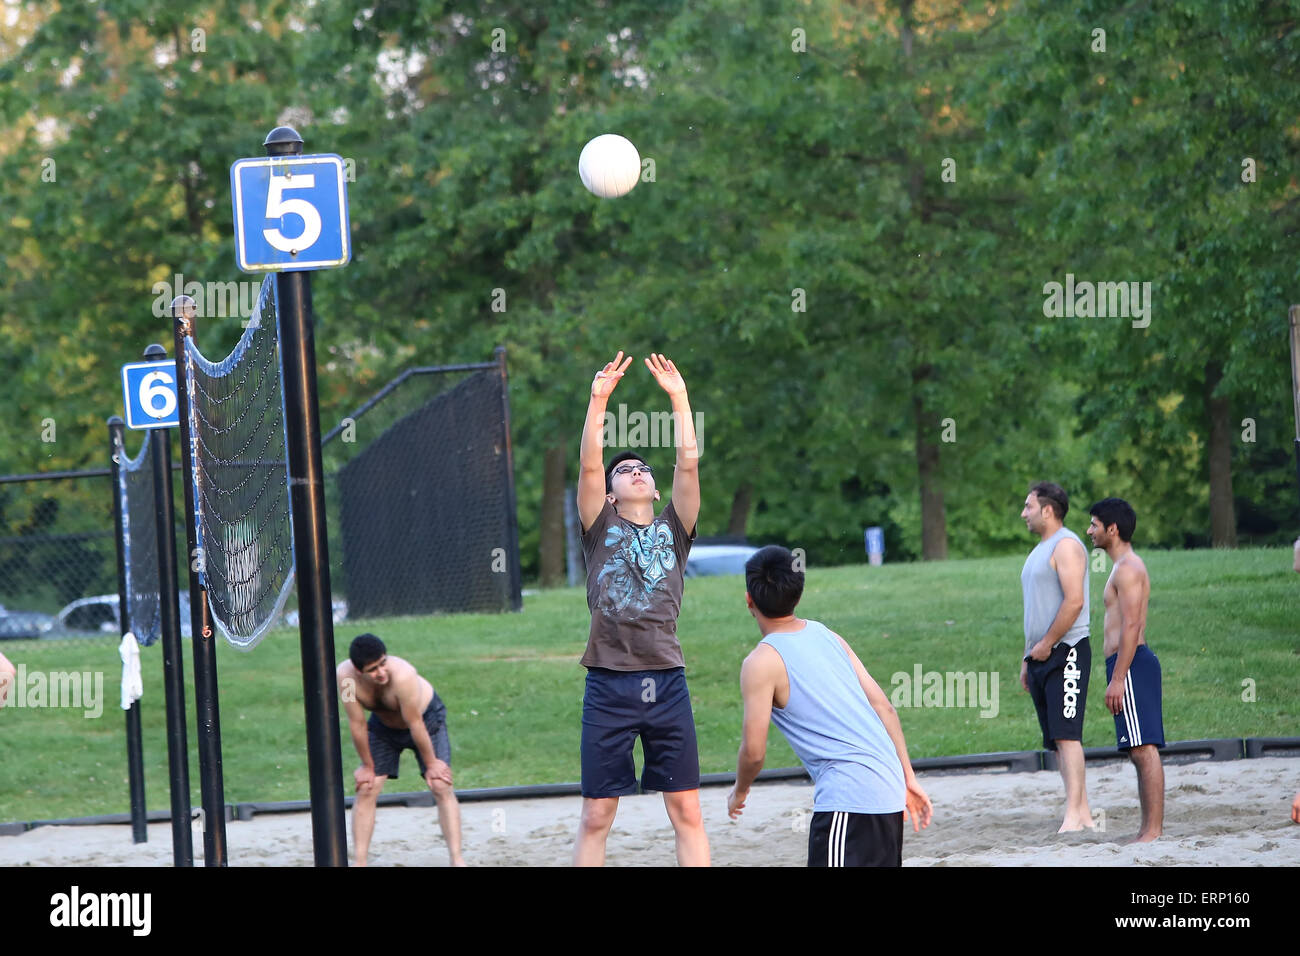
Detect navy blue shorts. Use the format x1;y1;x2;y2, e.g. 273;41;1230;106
367;693;451;780
580;667;700;798
1106;645;1165;751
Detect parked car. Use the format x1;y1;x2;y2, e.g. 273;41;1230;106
284;599;349;628
0;606;56;640
45;594;193;639
684;541;761;578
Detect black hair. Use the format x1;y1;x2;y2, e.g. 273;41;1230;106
1029;481;1069;521
605;450;651;494
349;633;387;670
1089;497;1137;543
745;545;805;618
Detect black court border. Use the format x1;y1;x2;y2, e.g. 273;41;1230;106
3;735;1296;836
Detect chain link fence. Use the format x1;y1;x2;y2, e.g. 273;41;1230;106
0;351;520;661
323;353;521;619
0;466;186;647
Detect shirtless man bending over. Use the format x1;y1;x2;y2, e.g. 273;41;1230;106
337;633;465;866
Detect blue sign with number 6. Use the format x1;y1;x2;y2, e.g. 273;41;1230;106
122;360;181;430
230;154;351;273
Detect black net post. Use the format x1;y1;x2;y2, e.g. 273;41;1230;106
172;295;229;866
495;346;523;611
265;125;348;867
144;343;193;866
109;415;148;845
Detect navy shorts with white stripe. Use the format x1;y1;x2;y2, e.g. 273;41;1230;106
1105;644;1166;751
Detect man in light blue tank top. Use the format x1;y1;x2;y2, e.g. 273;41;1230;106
1020;481;1095;833
727;546;932;866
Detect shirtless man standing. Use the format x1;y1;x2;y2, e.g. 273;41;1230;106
337;633;465;866
1087;497;1164;843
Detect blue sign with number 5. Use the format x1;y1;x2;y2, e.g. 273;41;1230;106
230;154;351;273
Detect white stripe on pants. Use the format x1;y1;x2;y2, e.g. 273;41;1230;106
1123;673;1142;746
828;811;848;867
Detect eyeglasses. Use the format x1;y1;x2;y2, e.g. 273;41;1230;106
613;464;653;476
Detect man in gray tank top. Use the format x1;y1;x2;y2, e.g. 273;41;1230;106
1020;481;1095;833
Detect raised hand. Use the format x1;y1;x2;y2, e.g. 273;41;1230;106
592;351;633;400
645;353;686;397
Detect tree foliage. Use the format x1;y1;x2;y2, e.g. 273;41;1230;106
1;0;1295;585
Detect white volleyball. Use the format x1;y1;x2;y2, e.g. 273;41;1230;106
578;134;641;198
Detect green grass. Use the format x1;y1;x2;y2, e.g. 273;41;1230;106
1;548;1296;823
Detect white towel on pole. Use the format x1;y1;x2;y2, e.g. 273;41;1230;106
119;631;143;711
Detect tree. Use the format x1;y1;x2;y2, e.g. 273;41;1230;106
982;0;1300;546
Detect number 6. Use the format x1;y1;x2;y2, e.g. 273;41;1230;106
139;370;176;419
263;174;322;253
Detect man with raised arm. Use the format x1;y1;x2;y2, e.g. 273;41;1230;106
727;545;932;866
1020;481;1095;832
1087;497;1164;842
572;351;708;867
337;634;465;866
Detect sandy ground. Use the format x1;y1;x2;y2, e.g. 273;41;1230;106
3;756;1297;866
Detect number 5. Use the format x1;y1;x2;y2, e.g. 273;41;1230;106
263;174;321;253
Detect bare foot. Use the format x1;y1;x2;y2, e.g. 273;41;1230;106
1127;831;1160;844
1058;819;1097;833
451;857;468;867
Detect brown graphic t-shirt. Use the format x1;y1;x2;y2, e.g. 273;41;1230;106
580;498;696;671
